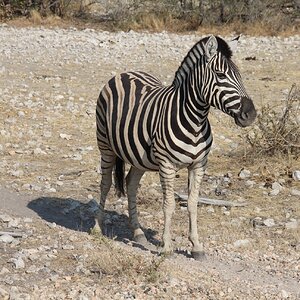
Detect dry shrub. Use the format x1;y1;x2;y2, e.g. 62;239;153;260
124;12;173;32
29;9;42;24
88;234;164;283
246;84;300;157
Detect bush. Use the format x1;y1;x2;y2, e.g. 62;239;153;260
0;0;299;33
246;84;300;158
0;0;72;18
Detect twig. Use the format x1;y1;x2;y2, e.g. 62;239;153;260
0;231;25;238
174;193;247;207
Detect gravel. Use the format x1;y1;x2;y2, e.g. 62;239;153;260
0;25;299;299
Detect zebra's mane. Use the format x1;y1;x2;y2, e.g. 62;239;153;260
172;36;232;87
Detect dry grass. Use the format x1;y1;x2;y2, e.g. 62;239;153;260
245;84;300;158
2;0;299;36
88;234;165;283
29;10;42;25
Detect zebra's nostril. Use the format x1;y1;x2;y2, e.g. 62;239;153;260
241;112;248;119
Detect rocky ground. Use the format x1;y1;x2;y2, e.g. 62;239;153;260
0;24;300;299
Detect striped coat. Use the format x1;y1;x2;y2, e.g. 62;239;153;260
95;35;256;259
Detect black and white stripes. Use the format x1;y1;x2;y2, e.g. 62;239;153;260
95;35;256;258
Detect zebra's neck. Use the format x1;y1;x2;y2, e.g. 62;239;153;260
172;40;209;129
172;40;206;89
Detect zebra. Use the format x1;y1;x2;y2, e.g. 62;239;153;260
95;35;256;260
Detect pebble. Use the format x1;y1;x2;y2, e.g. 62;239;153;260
233;239;250;248
0;234;15;243
59;133;72;140
245;180;255;188
268;182;284;196
280;289;290;299
206;207;215;214
290;189;300;196
292;170;300;181
285;219;298;230
0;214;13;223
263;218;276;227
10;257;25;269
239;169;251;179
10;170;24;177
0;26;299;300
271;182;283;191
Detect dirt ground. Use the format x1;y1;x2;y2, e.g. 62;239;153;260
0;25;299;299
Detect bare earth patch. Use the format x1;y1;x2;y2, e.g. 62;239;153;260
0;25;299;299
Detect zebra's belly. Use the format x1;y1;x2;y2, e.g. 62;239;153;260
152;138;212;168
107;133;160;171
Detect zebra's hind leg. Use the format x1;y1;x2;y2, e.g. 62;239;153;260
94;152;116;234
187;164;206;260
126;166;147;244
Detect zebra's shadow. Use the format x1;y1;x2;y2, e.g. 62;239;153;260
27;196;159;246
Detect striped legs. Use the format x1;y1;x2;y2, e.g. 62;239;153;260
159;163;176;254
188;163;206;260
126;167;146;243
94;152;116;233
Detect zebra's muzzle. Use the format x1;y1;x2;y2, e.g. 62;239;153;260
234;97;256;127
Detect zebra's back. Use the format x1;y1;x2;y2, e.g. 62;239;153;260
96;71;170;171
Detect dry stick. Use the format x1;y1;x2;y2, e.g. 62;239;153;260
0;231;25;238
174;193;247;207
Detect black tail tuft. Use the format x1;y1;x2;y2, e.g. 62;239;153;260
114;157;125;197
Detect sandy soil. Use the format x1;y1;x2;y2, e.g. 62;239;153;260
0;25;299;299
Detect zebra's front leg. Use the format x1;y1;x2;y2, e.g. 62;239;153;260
94;153;116;233
126;167;146;244
188;164;206;260
159;164;176;254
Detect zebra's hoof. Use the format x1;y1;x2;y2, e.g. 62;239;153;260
191;251;206;261
134;234;148;245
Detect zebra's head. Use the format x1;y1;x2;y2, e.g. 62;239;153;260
203;35;256;127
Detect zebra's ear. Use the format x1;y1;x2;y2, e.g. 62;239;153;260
228;35;240;53
205;35;218;60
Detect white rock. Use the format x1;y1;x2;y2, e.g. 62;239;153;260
271;182;283;191
10;169;24;177
0;234;15;243
269;189;280;196
8;218;19;228
290;189;300;196
10;257;25;269
206;207;215;214
292;170;300;181
239;169;251;179
245;180;255;188
59;133;72;140
0;214;13;223
45;187;56;193
33;147;47;155
263;218;275;227
47;222;57;228
280;290;290;299
233;239;250;248
285;219;298;230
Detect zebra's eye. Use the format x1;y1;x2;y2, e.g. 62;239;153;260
216;72;227;79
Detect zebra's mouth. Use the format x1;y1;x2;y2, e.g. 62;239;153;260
234;115;253;127
234;97;257;127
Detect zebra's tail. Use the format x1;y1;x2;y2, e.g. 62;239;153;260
114;157;125;197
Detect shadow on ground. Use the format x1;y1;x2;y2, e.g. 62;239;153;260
27;197;158;246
